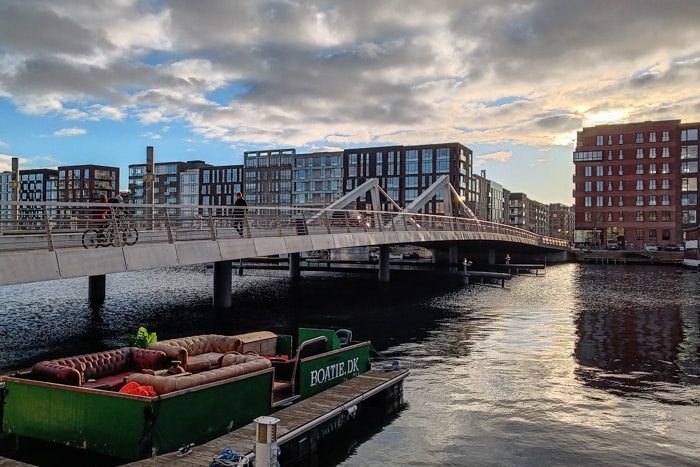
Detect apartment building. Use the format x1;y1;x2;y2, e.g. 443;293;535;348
343;142;473;214
243;149;294;205
573;119;698;249
292;151;344;209
129;160;208;205
471;170;508;224
549;203;574;243
57;165;119;203
509;192;549;235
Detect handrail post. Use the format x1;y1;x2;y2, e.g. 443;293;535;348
164;210;174;244
110;207;123;247
207;210;216;241
43;205;54;252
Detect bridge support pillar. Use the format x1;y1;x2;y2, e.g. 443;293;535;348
88;275;106;303
213;261;232;308
289;253;300;280
488;248;496;265
449;245;460;271
378;245;390;282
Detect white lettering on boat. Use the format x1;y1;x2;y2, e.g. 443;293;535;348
309;357;359;387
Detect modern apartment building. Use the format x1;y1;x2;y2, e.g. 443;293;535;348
471;170;508;224
573;119;698;249
57;165;119;203
129;161;208;205
342;142;473;214
243;149;294;205
549;203;574;243
292;151;344;209
509;192;549;235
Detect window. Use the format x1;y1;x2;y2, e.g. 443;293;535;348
682;193;698;206
649;229;657;239
405;149;418;174
683;210;698;224
618;165;624;175
608;135;613;145
662;179;671;189
619;134;624;144
636;132;644;143
682;178;698;191
662;211;671;222
636;211;644;221
648;163;657;175
636;180;644;190
619;195;624;206
597;181;604;191
661;194;671;205
584;212;592;222
585;166;592;176
662;229;671;240
662;147;670;158
619;150;624;160
618;211;624;221
608;181;613;191
584;181;592;192
607;196;613;206
649;131;657;143
649;179;657;190
618;180;624;191
661;163;670;174
607;166;613;175
636;148;644;159
636;164;644;175
681;128;699;141
597;196;604;207
596;166;604;176
607;211;613;221
608;151;613;161
585;196;592;207
597;135;604;146
649;147;656;158
662;131;670;142
636;195;644;206
636;229;644;240
649;211;657;222
682;161;698;173
648;195;657;206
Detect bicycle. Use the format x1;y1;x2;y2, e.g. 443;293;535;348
82;208;138;248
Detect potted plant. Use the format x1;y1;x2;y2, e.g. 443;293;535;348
127;326;157;349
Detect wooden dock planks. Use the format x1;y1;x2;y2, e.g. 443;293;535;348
125;368;408;466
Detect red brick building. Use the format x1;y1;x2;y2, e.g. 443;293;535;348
573;119;699;250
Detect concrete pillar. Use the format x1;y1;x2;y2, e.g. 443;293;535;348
448;245;460;271
213;261;232;308
289;252;300;280
88;274;106;303
378;245;390;282
488;248;496;265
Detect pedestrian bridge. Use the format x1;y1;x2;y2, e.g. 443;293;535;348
0;201;570;289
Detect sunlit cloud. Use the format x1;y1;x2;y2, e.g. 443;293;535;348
54;127;86;136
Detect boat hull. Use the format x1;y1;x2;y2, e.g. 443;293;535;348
1;337;371;461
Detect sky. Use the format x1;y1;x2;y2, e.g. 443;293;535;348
2;1;700;205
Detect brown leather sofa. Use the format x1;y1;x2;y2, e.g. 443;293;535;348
148;332;277;372
125;353;272;394
29;347;168;389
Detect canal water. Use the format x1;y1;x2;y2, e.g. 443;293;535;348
1;262;699;466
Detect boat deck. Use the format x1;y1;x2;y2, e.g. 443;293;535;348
124;367;409;466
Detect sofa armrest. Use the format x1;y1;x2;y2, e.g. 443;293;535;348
131;348;168;370
147;343;187;366
30;362;82;386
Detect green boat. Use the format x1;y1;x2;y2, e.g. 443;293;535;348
1;327;370;461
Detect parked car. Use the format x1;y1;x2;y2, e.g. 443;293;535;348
663;244;684;251
643;244;658;252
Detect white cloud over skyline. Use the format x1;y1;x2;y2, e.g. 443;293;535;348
1;0;700;203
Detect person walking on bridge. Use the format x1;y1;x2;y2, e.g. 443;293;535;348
233;191;247;238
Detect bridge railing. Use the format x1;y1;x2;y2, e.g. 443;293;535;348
0;201;570;252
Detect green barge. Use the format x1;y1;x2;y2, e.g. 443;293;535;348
1;328;372;461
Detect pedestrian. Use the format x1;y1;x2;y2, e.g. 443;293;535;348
505;254;511;264
233;191;247;238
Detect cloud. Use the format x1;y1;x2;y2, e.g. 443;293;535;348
54;127;86;136
474;151;513;167
0;140;7;148
141;132;162;140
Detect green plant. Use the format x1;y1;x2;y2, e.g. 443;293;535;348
127;326;157;349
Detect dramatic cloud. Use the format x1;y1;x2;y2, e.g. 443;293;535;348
1;0;700;203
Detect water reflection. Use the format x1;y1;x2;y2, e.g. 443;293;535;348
572;265;700;403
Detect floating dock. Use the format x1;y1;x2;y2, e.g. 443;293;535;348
124;367;408;466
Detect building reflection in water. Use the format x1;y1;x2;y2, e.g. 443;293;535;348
573;304;698;397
